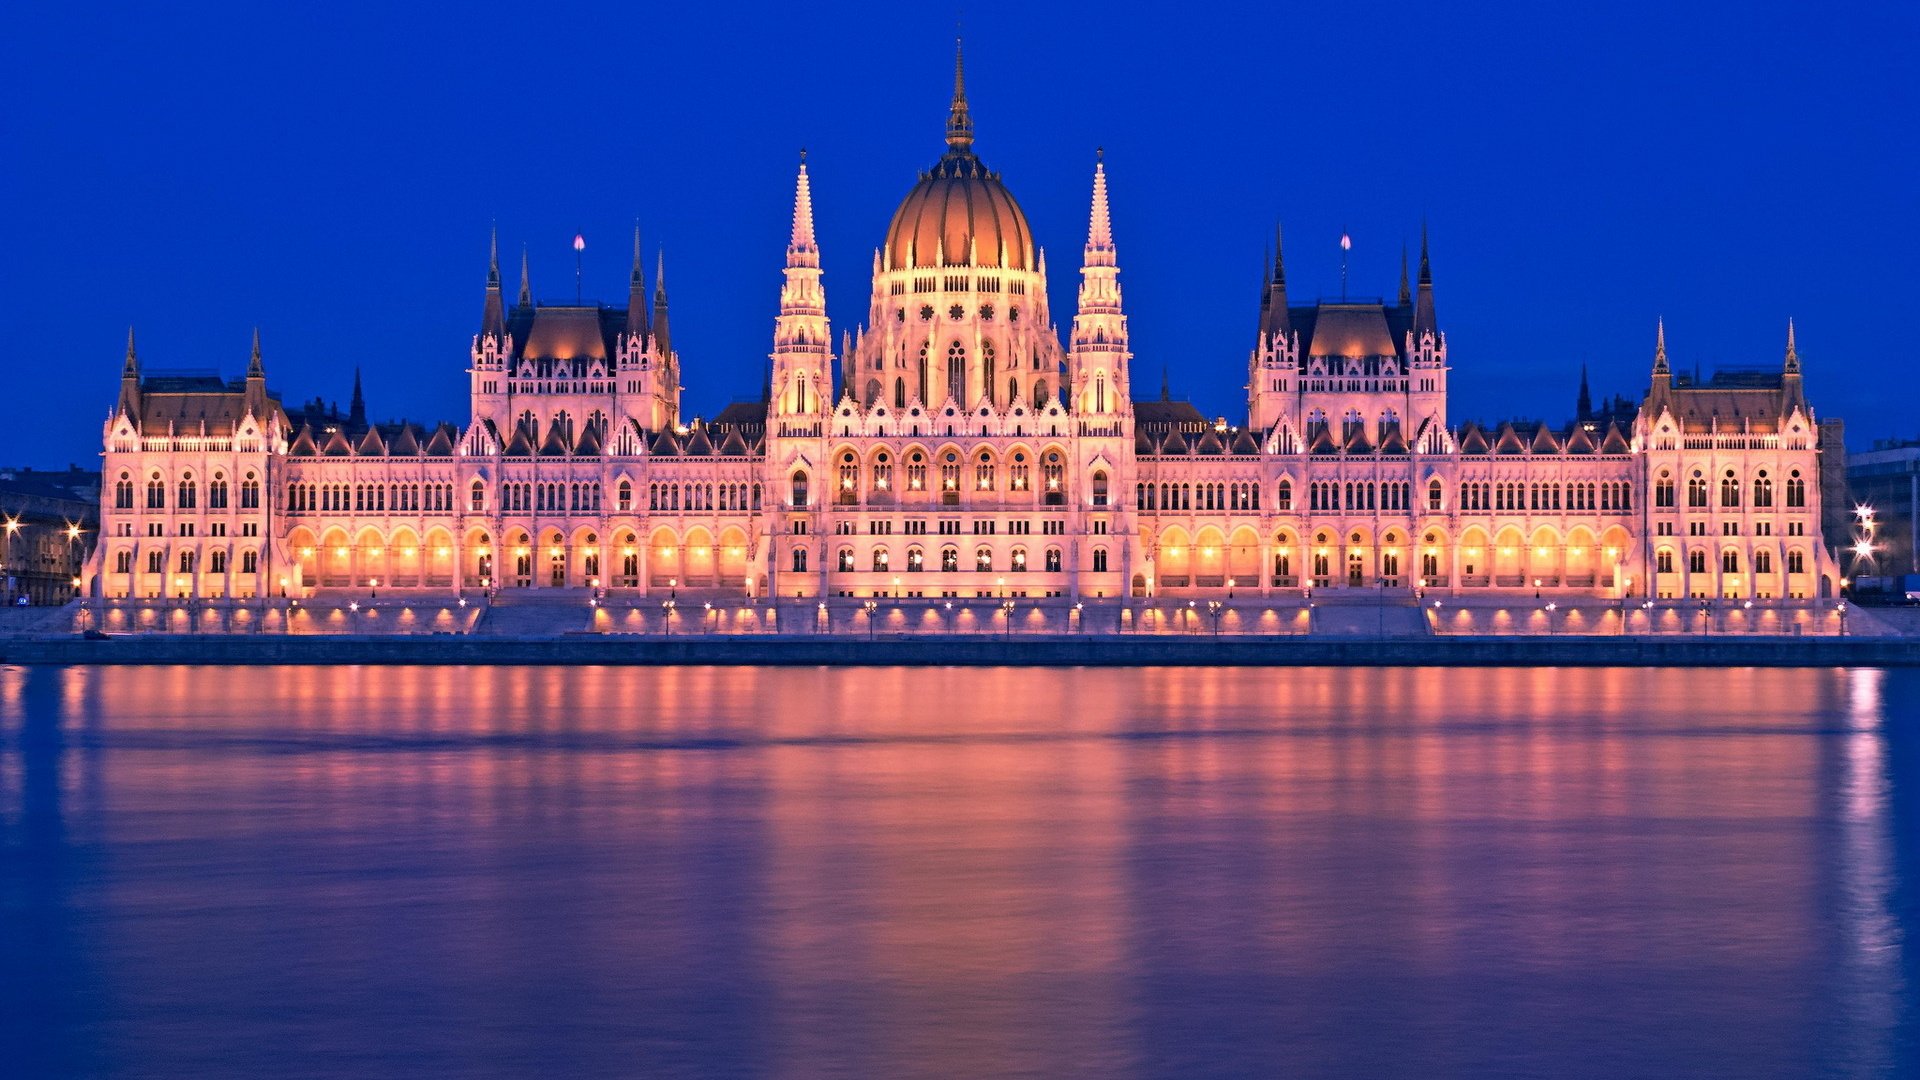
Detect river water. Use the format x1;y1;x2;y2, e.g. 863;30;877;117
1;665;1915;1078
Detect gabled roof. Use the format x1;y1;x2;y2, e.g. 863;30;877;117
388;425;421;456
1493;423;1528;454
1160;428;1189;454
503;424;535;457
423;425;456;456
1456;423;1490;455
321;427;355;456
648;430;680;456
1563;425;1596;455
1344;425;1373;455
356;426;386;456
1193;430;1225;455
1307;424;1340;455
1377;424;1408;455
1229;429;1261;454
288;423;319;456
718;427;750;456
682;427;715;455
1529;423;1560;454
539;422;571;456
574;423;604;457
1599;422;1631;454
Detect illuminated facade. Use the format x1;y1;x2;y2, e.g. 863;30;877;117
87;51;1843;608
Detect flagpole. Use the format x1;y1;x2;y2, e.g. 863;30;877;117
1339;229;1351;302
574;231;585;304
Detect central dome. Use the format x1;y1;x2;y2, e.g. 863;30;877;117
882;45;1035;272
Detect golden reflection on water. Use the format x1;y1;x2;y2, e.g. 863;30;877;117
0;664;1905;1077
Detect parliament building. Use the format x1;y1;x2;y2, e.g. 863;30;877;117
86;52;1843;612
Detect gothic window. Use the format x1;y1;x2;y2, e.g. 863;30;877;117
941;546;959;572
1786;471;1806;508
1092;470;1109;507
1721;549;1740;573
1720;471;1740;508
975;546;993;572
792;547;808;573
1688;472;1707;508
1753;471;1773;507
1009;452;1029;493
147;550;164;574
178;550;196;574
1689;550;1708;574
1092;547;1108;573
1010;546;1028;572
948;342;967;403
865;378;883;407
1755;549;1773;574
907;546;924;572
1044;547;1062;573
837;547;855;573
872;549;890;572
209;550;227;574
1277;479;1292;511
1657;549;1675;574
618;480;632;512
1032;379;1050;410
208;476;228;509
975;452;995;492
115;474;133;509
791;470;810;507
1043;452;1065;504
115;550;132;574
895;378;906;410
1787;549;1805;573
471;481;485;512
983;342;997;405
941;453;961;503
178;473;197;510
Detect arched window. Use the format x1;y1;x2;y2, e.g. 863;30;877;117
1657;549;1675;573
1786;471;1806;508
618;480;632;511
837;547;855;573
1689;550;1708;574
1043;451;1065;504
974;451;995;492
241;549;258;574
177;473;197;509
982;341;997;405
209;550;227;574
895;378;906;410
907;546;924;573
1044;547;1062;573
114;473;133;509
1753;471;1773;507
208;475;228;509
837;451;859;504
1032;379;1050;410
872;548;890;572
1092;547;1108;573
178;550;196;573
975;546;994;572
1720;471;1740;507
114;550;132;574
1092;470;1109;507
791;470;810;507
865;378;883;407
1688;472;1707;507
1721;549;1740;573
1277;479;1292;511
147;550;164;574
241;473;260;509
1755;549;1773;574
1787;549;1805;574
1010;546;1028;573
471;480;486;512
792;547;808;573
941;546;959;572
947;341;967;404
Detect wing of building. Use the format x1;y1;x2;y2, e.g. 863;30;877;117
87;48;1843;608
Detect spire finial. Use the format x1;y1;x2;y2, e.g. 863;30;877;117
1398;243;1411;305
1273;222;1285;286
1085;152;1112;250
488;224;500;287
249;327;263;376
1161;366;1170;402
945;36;974;153
518;245;531;306
124;326;138;374
1653;317;1669;375
349;365;366;427
1418;220;1432;286
791;152;818;251
1784;318;1800;373
632;221;643;280
655;249;667;300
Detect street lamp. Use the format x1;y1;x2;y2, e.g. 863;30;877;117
863;598;878;639
1207;599;1222;637
1544;601;1557;635
1073;601;1084;634
1001;598;1015;638
662;597;676;635
704;601;714;634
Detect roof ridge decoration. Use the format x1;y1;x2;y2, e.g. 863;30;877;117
946;37;973;155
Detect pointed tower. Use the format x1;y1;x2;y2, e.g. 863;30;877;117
1412;223;1436;339
1577;363;1593;421
1398;243;1412;307
652;250;672;376
517;246;532;308
117;326;142;426
1781;318;1806;416
1648;318;1673;415
1248;223;1297;431
1068;152;1130;420
245;327;269;418
626;225;648;338
349;366;367;430
772;154;834;420
482;227;507;339
946;37;973;155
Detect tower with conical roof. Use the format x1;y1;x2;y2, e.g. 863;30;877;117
1069;153;1129;421
1248;224;1298;432
771;154;833;422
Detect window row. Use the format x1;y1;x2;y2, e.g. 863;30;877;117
117;470;260;511
799;545;1112;575
1654;468;1805;509
112;548;260;575
288;482;455;514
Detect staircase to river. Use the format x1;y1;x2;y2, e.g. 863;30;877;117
473;589;596;636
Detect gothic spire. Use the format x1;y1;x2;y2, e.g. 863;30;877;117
790;152;818;254
945;37;974;154
249;327;264;378
652;249;671;361
1412;222;1436;337
1398;243;1411;306
123;326;138;376
349;366;366;428
482;228;507;337
1577;363;1592;420
1784;318;1800;374
1085;149;1113;252
626;223;648;336
517;245;531;307
1653;317;1669;375
1260;222;1290;341
118;326;142;424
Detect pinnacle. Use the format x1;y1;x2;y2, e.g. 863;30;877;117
1085;155;1113;250
790;154;818;251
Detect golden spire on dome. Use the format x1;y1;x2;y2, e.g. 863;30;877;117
946;37;973;154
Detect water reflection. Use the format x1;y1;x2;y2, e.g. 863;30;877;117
0;665;1912;1078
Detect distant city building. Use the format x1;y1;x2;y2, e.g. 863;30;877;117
1845;437;1920;579
83;49;1844;606
0;465;99;605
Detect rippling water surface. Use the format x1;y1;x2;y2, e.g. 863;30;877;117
1;665;1916;1078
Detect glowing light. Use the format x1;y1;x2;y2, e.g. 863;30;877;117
573;233;585;252
404;547;417;557
335;547;349;558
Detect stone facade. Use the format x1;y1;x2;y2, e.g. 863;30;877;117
85;54;1843;608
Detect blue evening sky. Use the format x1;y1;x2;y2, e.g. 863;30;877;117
5;1;1914;466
